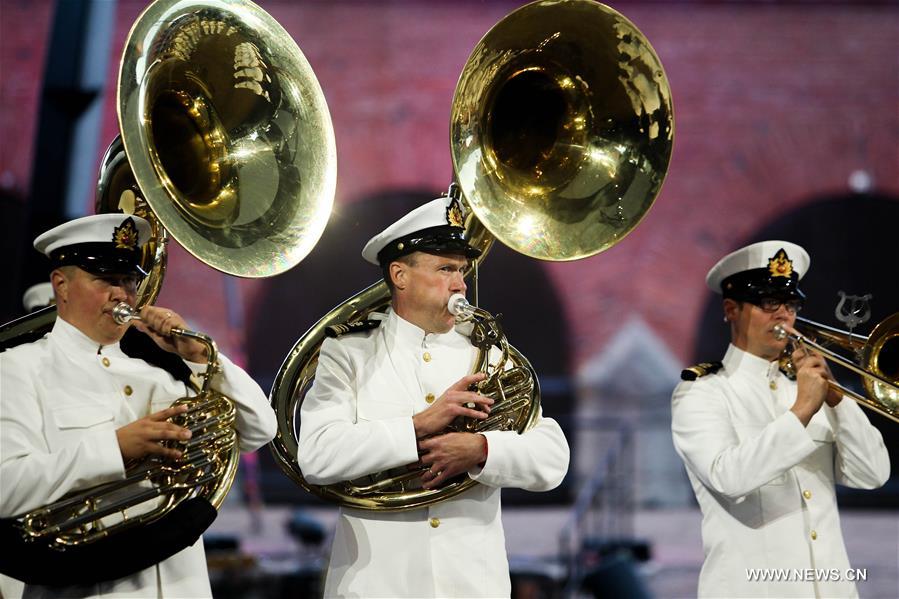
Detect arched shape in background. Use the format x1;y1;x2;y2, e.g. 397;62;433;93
247;190;573;505
693;192;899;507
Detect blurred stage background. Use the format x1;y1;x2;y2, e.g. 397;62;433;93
1;0;897;596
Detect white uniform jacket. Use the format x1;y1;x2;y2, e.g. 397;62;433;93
0;317;277;599
671;344;889;598
297;309;570;598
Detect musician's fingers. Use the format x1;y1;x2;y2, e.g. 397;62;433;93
459;391;493;407
461;407;489;420
791;346;815;366
142;441;183;460
147;404;189;421
423;467;453;489
151;422;192;441
802;354;827;370
450;373;487;391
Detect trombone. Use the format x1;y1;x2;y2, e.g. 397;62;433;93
774;314;899;423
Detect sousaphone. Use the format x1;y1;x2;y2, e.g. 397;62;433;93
270;0;673;510
0;0;335;585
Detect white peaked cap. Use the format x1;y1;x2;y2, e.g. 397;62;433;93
706;240;810;296
33;214;151;275
361;195;480;265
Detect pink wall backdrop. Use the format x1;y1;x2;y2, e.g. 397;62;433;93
2;0;897;369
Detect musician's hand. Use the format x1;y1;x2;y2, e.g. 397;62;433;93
412;373;492;439
823;387;843;407
791;345;842;408
116;405;192;461
133;306;207;363
790;348;833;426
419;432;488;489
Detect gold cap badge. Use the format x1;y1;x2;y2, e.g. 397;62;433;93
446;198;464;228
768;248;793;278
113;218;139;250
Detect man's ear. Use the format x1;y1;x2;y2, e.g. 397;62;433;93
50;270;67;304
722;298;740;323
389;261;406;291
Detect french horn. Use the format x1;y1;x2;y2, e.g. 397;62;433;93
270;0;673;510
0;0;335;585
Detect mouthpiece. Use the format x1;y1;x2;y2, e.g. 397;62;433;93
111;302;140;325
773;324;788;341
448;293;474;320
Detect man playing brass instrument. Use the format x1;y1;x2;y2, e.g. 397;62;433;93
0;214;277;598
672;240;889;598
298;195;570;598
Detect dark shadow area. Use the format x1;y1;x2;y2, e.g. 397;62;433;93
246;189;574;505
1;189;31;324
692;192;899;507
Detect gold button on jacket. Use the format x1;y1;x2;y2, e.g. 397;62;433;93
124;385;133;396
429;518;440;528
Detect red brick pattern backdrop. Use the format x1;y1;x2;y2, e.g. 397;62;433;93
1;0;897;369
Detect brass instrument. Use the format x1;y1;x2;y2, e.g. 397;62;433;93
19;302;238;545
278;293;539;511
270;0;673;510
1;0;336;345
0;0;334;584
445;294;540;440
774;315;899;423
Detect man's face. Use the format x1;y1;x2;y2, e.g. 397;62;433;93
393;252;469;334
726;297;799;361
54;267;139;345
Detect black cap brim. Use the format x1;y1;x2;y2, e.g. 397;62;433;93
50;243;147;277
377;225;481;265
721;268;804;302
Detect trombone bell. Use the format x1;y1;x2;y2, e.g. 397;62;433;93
862;313;899;412
776;315;899;423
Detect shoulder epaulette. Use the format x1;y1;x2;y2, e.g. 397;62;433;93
325;319;381;338
680;361;723;381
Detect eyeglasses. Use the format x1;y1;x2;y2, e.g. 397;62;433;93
754;297;803;313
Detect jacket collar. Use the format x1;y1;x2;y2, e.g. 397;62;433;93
385;308;467;348
387;309;428;347
723;343;781;380
50;316;122;355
